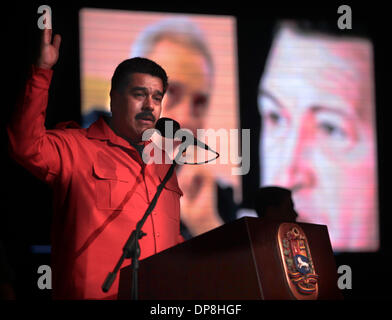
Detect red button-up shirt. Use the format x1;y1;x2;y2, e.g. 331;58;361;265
7;66;184;299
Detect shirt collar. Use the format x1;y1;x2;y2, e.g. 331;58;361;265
86;117;150;151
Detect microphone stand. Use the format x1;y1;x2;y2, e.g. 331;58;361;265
102;141;187;300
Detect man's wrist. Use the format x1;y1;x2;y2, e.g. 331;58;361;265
35;63;53;70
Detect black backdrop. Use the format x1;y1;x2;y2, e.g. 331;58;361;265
2;1;391;300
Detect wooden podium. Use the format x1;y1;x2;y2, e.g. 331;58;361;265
118;217;342;300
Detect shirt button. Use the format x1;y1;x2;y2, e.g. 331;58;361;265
156;232;160;237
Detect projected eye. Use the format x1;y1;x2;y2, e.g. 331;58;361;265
315;110;356;150
266;110;283;125
318;121;347;139
260;98;288;131
192;94;209;117
165;83;184;109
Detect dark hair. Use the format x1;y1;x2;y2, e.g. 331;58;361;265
254;186;292;218
111;57;168;94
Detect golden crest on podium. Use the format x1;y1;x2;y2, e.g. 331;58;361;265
277;223;319;300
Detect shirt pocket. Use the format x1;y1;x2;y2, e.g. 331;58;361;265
92;163;132;211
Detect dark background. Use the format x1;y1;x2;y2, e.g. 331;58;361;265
1;1;391;300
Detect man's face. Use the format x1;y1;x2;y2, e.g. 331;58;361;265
110;72;164;143
148;38;211;136
258;27;377;250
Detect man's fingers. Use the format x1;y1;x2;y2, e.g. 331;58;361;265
53;34;61;51
42;28;52;45
41;29;61;51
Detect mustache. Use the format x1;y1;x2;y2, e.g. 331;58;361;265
135;111;156;122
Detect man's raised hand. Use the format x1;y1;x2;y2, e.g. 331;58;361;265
36;28;61;70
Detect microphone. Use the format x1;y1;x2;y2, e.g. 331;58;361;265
155;117;218;154
155;117;181;138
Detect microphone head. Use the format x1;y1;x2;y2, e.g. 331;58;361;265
155;117;181;138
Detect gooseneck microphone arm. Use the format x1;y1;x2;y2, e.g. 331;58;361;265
155;117;220;165
101;117;219;299
101;126;188;299
178;131;220;165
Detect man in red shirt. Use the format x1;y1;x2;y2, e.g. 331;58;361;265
7;28;183;299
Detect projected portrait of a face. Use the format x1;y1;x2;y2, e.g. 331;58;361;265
258;22;378;251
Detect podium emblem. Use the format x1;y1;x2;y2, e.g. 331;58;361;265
277;223;319;299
